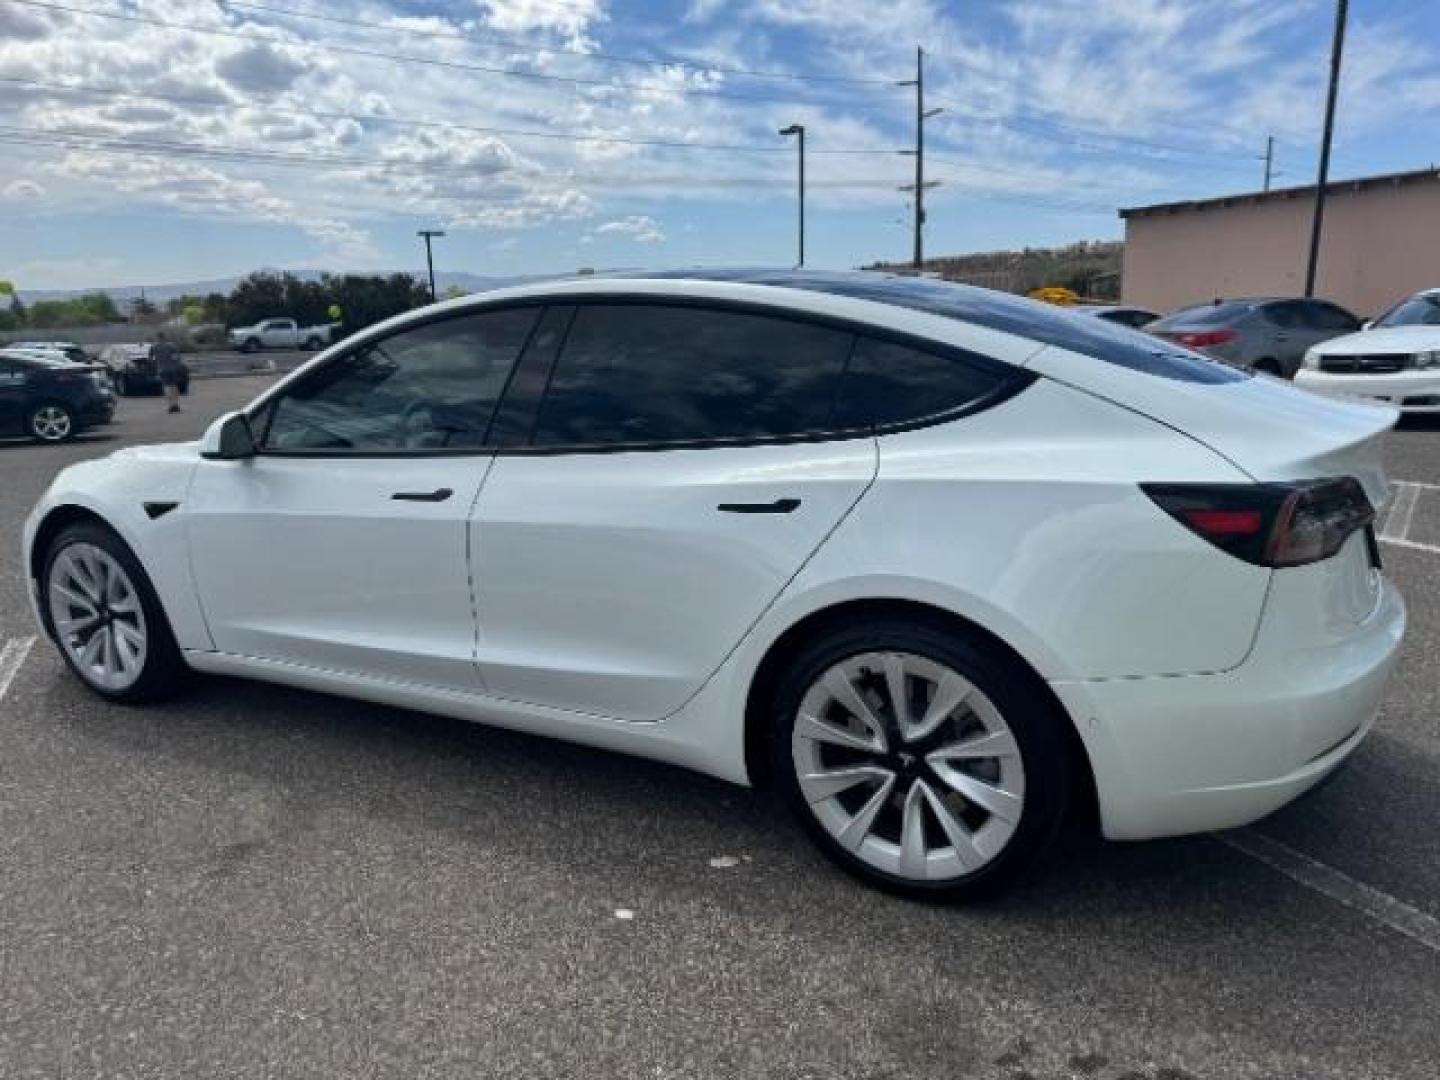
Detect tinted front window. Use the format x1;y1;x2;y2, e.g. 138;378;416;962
1375;295;1440;328
532;304;852;447
1306;302;1359;330
837;337;1004;428
261;307;538;452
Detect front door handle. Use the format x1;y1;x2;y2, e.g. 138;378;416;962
391;488;453;502
717;497;801;514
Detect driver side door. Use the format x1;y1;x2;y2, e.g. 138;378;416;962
185;305;540;691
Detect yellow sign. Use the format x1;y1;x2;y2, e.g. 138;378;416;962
327;304;342;321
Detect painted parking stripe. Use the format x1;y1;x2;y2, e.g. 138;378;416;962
0;636;36;704
1222;830;1440;954
1380;482;1423;542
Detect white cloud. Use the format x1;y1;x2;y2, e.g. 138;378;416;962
3;178;44;198
593;214;665;242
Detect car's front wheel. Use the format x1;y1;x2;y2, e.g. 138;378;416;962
771;618;1072;901
28;402;75;442
42;523;187;702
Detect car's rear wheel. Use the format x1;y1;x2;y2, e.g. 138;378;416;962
241;338;259;354
42;523;186;702
28;402;75;442
771;618;1071;901
304;336;322;350
113;373;130;396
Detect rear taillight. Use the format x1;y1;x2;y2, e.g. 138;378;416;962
1142;478;1374;567
1171;329;1237;349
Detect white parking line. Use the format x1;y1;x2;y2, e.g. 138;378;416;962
0;635;36;704
1380;483;1423;541
1222;830;1440;954
1377;480;1440;554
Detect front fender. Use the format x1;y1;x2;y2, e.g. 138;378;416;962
23;446;212;651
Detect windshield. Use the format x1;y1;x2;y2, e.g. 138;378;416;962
1374;294;1440;328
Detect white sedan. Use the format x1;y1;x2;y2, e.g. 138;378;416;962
22;271;1405;900
1296;288;1440;412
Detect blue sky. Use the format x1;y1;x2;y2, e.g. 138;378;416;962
0;0;1436;290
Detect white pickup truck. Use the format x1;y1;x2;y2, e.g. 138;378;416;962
228;318;337;353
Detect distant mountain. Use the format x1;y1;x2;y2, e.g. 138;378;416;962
15;269;566;305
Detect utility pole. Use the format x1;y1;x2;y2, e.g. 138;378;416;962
898;46;943;270
1304;0;1348;297
779;124;805;267
1263;134;1275;192
417;228;445;301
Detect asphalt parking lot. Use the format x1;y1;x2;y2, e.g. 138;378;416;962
1;376;1437;1079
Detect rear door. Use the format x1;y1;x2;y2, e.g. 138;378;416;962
469;301;876;721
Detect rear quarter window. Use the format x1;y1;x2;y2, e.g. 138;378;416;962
836;337;1008;429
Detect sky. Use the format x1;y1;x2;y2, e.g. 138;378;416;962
0;0;1436;291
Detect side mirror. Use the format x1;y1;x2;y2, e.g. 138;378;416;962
200;410;257;460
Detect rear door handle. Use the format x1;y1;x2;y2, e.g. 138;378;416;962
717;497;801;514
391;488;453;502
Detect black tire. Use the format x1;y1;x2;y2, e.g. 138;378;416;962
241;338;260;354
1253;357;1282;377
114;373;130;396
769;616;1072;902
27;400;75;443
40;522;188;704
303;336;322;351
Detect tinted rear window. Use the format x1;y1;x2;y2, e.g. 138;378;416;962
836;337;1005;428
532;303;853;447
1153;302;1256;328
637;270;1247;385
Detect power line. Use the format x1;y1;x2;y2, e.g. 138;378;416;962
0;75;902;156
0;125;906;190
7;0;901;111
221;0;901;86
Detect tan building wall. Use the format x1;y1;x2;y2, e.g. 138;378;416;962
1121;171;1440;319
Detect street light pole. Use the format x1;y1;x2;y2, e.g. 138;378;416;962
1304;0;1348;297
417;229;445;301
779;124;805;267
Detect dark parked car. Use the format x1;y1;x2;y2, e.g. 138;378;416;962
1147;297;1361;378
97;343;190;396
0;353;116;442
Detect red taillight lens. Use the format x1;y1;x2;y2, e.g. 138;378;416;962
1173;329;1237;348
1142;479;1374;567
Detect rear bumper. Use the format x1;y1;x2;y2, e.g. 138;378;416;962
1052;574;1404;840
1295;368;1440;412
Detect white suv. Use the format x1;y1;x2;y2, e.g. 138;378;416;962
23;271;1404;899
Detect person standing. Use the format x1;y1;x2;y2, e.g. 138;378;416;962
152;334;185;414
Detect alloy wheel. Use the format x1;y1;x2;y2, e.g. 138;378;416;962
47;543;149;692
791;651;1025;883
31;405;73;441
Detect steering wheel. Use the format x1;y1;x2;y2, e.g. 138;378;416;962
398;401;445;448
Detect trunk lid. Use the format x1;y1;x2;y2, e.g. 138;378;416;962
1027;343;1398;508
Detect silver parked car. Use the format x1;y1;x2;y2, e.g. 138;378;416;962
1148;297;1361;378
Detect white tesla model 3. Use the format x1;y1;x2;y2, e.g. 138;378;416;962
23;271;1405;899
